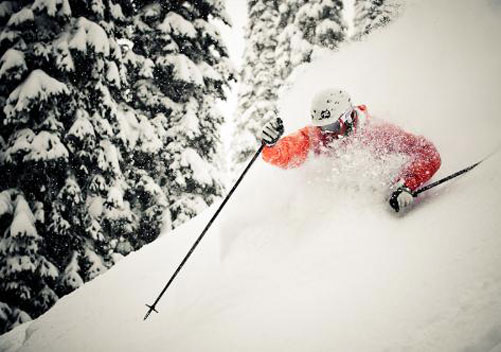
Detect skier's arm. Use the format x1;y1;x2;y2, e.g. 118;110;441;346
262;128;311;169
393;129;442;191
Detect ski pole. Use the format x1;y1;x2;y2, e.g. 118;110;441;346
414;144;501;197
144;143;266;321
389;158;484;212
412;159;483;197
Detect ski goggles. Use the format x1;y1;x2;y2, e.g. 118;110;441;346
320;107;354;132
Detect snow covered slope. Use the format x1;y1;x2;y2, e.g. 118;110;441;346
2;0;501;351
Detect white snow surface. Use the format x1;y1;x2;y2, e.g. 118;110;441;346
158;12;197;38
180;148;214;185
68;112;95;140
2;0;501;351
24;131;69;162
0;49;27;79
68;17;110;56
6;8;34;27
32;0;71;17
4;70;69;118
157;54;204;86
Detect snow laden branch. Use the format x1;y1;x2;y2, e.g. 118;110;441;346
4;69;69;122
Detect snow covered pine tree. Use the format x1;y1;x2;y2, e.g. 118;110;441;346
0;0;234;334
231;0;281;170
352;0;401;40
0;191;58;332
123;1;234;229
0;0;132;334
232;0;347;173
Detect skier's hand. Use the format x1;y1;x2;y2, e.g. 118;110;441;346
260;117;284;146
389;184;414;212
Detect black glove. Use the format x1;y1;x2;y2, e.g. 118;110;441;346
260;117;284;146
389;185;414;212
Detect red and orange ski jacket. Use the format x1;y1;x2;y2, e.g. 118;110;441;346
262;105;441;191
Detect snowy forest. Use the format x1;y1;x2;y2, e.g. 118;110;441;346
0;0;399;335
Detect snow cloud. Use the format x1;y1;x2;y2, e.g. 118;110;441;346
280;0;501;173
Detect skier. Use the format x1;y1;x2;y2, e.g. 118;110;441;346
260;88;441;212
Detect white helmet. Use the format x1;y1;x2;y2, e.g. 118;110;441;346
310;88;353;126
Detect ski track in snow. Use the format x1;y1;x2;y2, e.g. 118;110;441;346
1;0;501;351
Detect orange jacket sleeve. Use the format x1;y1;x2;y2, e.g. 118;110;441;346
262;127;312;169
370;123;441;191
398;135;441;191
